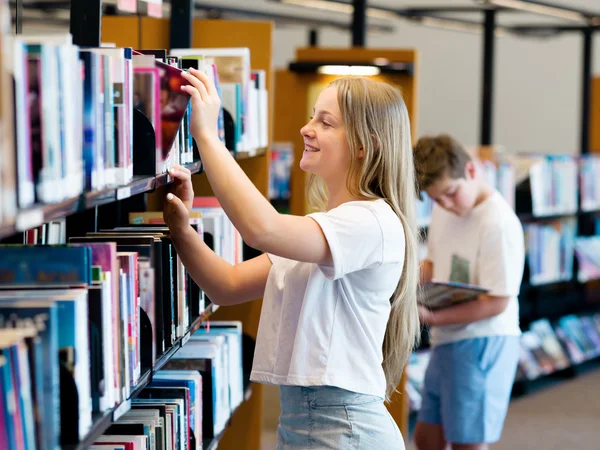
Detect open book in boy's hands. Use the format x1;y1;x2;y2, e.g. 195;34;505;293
419;280;489;310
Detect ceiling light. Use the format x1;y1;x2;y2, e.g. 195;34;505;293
317;65;381;76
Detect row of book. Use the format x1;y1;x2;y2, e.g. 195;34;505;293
0;32;269;225
406;314;600;412
517;314;600;381
485;152;600;217
0;195;243;448
0;318;246;450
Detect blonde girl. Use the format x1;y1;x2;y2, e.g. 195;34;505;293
164;71;420;449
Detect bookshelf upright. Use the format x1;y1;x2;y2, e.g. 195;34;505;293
103;15;273;450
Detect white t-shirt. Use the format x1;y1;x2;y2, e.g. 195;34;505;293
426;190;524;346
250;199;405;399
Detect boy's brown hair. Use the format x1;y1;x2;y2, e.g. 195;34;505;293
413;134;472;195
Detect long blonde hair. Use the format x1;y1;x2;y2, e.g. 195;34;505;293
306;77;421;402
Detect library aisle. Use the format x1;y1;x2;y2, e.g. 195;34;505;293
404;369;600;450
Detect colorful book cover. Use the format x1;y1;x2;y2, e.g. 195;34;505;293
0;245;91;286
0;299;59;450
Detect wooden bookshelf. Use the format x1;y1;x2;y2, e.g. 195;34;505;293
102;16;273;450
273;47;419;436
591;77;600;153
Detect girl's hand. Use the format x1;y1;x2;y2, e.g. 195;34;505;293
164;165;194;234
181;68;221;142
168;165;194;213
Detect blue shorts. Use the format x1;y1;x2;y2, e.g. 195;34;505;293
417;335;520;444
278;386;404;449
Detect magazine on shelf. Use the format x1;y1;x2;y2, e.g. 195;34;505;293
419;280;488;310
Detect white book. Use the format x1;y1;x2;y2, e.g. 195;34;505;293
8;36;35;208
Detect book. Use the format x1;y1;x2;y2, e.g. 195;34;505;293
418;281;488;310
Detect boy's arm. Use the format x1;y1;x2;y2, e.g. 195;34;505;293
420;294;510;326
420;218;524;327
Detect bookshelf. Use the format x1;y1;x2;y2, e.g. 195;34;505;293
102;16;274;450
273;46;419;436
591;77;600;154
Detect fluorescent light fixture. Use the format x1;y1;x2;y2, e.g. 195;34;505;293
280;0;398;20
480;0;588;23
317;65;381;76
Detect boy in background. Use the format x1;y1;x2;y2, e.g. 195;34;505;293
413;135;525;450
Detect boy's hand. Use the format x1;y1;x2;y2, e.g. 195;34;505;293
418;305;435;326
181;68;221;142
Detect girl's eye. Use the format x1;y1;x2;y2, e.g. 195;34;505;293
322;121;332;128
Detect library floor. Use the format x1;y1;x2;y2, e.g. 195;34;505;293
259;369;600;450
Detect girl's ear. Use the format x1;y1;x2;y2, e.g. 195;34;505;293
358;133;379;159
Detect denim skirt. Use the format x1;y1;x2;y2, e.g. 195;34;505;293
277;386;405;450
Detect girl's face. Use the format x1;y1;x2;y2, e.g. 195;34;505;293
299;87;352;185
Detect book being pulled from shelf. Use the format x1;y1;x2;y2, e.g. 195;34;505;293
0;37;206;227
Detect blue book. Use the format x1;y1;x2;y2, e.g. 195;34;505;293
0;246;91;286
56;292;93;439
79;51;102;191
0;341;17;450
0;298;60;450
0;299;59;450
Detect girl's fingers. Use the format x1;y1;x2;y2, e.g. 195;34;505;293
181;70;209;100
181;84;204;107
189;68;214;96
168;166;191;181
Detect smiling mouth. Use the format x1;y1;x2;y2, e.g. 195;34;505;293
304;144;320;152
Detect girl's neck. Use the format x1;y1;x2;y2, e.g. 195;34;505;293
326;181;365;210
